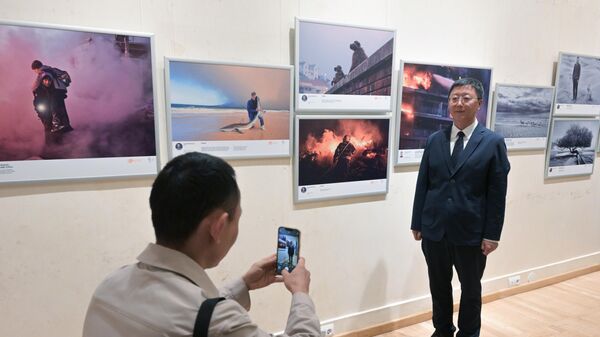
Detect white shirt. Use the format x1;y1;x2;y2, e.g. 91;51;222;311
83;243;320;337
450;119;478;154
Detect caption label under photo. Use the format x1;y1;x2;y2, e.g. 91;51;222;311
547;163;593;177
554;103;600;116
0;157;156;183
396;149;425;164
298;94;390;111
298;179;387;201
172;140;289;158
505;137;546;150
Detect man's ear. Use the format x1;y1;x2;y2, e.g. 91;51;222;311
208;210;229;244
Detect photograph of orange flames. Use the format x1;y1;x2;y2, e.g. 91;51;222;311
298;118;389;186
398;62;492;151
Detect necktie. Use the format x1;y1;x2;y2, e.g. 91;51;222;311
451;131;465;167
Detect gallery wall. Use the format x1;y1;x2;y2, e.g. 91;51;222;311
1;0;599;336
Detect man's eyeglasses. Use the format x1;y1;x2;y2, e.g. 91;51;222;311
449;96;480;104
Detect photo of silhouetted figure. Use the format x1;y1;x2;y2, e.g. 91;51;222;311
332;135;356;179
555;53;600;108
572;57;581;101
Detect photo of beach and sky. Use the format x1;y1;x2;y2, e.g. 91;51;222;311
168;61;291;142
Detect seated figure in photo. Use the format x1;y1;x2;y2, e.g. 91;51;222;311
349;41;368;72
331;65;345;85
83;152;320;337
246;91;265;130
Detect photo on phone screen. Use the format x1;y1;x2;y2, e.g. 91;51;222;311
276;226;300;274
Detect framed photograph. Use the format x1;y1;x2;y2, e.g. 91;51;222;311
545;117;599;178
395;61;493;166
295;115;390;203
491;84;554;150
165;59;292;159
554;52;600;117
295;18;396;113
0;21;159;184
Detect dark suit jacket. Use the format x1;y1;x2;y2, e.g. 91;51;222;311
411;123;510;246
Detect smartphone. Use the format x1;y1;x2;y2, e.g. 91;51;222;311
276;226;301;274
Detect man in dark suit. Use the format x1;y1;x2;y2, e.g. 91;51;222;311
411;78;510;337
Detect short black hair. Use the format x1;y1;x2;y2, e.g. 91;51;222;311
149;152;240;246
448;78;484;100
31;60;43;70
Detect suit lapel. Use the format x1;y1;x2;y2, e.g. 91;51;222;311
440;126;453;173
451;123;486;177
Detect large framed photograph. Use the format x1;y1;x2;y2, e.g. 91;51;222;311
554;52;600;117
395;61;492;166
545;117;599;178
491;84;554;150
165;59;292;160
295;18;396;112
0;21;158;184
295;115;390;203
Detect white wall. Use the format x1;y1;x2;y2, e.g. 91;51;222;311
1;1;599;336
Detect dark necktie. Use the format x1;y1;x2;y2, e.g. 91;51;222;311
451;131;465;167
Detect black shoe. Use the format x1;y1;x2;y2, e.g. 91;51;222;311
431;326;456;337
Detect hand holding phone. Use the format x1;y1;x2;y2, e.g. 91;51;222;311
242;254;280;291
282;257;311;294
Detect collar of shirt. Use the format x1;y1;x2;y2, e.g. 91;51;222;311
137;243;220;297
451;119;478;142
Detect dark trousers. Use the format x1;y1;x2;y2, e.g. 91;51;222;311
573;78;579;100
422;237;487;337
247;110;264;126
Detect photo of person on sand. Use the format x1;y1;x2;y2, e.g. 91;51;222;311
168;61;290;142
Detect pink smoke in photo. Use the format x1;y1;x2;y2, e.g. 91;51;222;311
0;24;155;161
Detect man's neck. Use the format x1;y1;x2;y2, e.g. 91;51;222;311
454;118;477;131
157;240;214;269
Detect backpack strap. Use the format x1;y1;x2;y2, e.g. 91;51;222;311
193;297;226;337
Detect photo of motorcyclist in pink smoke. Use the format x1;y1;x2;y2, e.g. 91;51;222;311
0;23;156;163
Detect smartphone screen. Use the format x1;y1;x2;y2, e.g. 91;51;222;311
276;226;301;274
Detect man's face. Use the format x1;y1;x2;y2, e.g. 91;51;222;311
34;68;42;75
251;94;256;100
448;85;481;127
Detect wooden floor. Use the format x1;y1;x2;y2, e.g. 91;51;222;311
377;271;600;337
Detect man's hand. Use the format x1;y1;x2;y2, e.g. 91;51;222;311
481;239;499;256
242;254;281;291
282;258;311;294
412;230;422;241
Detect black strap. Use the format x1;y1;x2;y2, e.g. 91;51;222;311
193;297;226;337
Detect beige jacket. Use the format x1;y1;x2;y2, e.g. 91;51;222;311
83;243;320;337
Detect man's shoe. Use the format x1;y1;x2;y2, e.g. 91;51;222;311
431;326;456;337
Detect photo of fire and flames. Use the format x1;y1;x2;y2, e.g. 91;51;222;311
298;118;389;186
398;63;491;150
